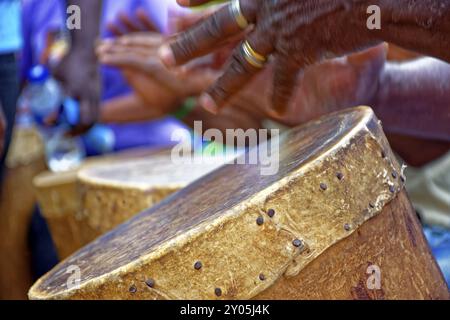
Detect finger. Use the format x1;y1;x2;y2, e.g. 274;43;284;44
68;96;99;136
96;41;109;56
109;53;186;94
200;32;273;114
102;46;155;59
270;57;302;117
118;12;142;33
172;10;213;32
159;0;257;67
136;8;158;32
347;43;388;67
178;55;216;75
117;33;164;49
176;0;213;7
99;51;151;68
106;22;125;37
98;36;161;61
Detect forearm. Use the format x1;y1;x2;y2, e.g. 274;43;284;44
369;0;450;62
372;58;450;141
66;0;102;58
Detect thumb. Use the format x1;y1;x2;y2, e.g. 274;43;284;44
347;43;388;69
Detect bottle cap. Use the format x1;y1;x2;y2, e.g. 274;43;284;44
28;65;49;83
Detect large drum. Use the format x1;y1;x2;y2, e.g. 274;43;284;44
29;107;449;300
34;150;226;259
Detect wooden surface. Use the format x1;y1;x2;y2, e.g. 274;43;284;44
29;107;449;300
0;128;46;300
255;190;448;299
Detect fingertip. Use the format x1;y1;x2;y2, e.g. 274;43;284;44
266;107;285;120
96;45;108;57
200;93;219;115
380;42;389;58
177;0;191;6
270;93;290;119
158;45;176;67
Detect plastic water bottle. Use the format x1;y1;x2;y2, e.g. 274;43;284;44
24;65;63;125
20;65;85;172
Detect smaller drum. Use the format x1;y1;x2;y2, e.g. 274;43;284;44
34;149;227;259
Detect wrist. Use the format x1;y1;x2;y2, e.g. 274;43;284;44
361;0;450;61
69;46;97;65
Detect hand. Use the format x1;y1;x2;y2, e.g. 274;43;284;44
160;0;378;116
52;0;102;135
0;103;6;155
97;33;218;114
106;8;158;36
97;31;265;131
53;49;101;135
241;44;388;126
292;45;387;124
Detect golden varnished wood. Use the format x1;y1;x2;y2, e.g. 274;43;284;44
29;107;449;300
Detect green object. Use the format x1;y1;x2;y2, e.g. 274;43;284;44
173;97;197;120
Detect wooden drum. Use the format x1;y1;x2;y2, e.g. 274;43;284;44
34;150;226;259
29;107;449;300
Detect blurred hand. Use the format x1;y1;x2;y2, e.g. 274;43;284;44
97;33;218;114
106;8;159;36
53;48;101;135
161;0;378;116
97;30;267;131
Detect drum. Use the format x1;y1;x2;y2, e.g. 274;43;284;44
0;127;45;299
29;107;449;300
34;149;227;259
33;148;166;259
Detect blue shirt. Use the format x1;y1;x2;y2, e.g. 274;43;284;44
21;0;185;99
0;0;22;53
